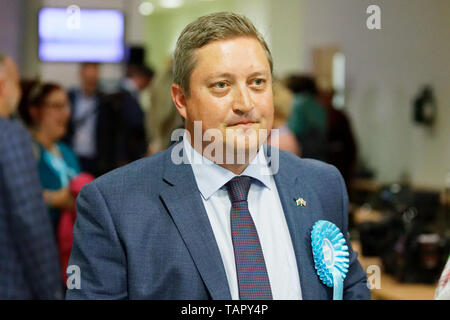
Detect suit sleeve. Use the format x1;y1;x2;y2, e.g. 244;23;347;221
334;167;371;300
66;181;128;299
0;125;63;299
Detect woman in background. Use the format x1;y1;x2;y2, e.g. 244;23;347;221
267;79;301;156
19;81;80;233
19;81;95;284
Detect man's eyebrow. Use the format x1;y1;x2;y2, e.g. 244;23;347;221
248;70;270;78
206;70;270;80
206;72;233;79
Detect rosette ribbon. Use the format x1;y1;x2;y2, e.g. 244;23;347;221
311;220;350;300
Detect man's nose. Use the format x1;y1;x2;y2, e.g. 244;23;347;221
232;84;254;114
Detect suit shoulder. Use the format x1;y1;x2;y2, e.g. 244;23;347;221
91;148;168;189
0;119;31;145
0;118;25;133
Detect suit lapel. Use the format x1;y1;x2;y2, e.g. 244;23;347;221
272;152;330;300
159;145;231;300
159;144;330;299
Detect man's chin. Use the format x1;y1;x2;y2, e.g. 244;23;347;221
224;139;261;160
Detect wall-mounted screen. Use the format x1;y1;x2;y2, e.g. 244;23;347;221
38;7;124;62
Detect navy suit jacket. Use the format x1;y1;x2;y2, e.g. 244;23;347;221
66;142;370;299
0;119;63;299
65;88;147;176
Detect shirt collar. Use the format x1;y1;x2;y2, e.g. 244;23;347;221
122;78;139;97
183;132;272;200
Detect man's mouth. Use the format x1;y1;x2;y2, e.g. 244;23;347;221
228;120;258;127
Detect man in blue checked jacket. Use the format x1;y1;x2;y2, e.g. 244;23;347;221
67;13;369;300
0;54;63;299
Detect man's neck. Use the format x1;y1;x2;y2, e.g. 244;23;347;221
82;87;96;97
272;119;284;129
34;130;55;150
187;138;259;175
218;162;250;175
123;78;139;93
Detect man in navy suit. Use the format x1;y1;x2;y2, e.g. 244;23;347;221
64;62;104;176
0;54;62;299
67;13;369;300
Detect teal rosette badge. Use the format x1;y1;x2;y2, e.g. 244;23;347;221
311;220;350;300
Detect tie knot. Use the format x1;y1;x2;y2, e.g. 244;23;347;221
226;176;252;203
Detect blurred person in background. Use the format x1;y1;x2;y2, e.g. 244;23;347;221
318;88;357;188
19;80;96;284
131;64;154;115
18;81;80;233
123;63;154;100
267;79;301;156
0;54;62;299
285;74;328;161
146;59;184;155
64;62;104;177
98;64;153;173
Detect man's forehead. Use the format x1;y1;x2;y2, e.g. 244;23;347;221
197;36;265;56
192;37;271;75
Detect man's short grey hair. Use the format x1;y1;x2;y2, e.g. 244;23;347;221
173;12;273;97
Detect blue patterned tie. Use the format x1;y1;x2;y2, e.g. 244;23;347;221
226;176;273;300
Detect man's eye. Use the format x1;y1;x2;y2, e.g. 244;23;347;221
252;78;265;86
213;82;227;89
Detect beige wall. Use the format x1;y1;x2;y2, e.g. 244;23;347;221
0;0;24;68
269;0;303;77
143;0;272;73
143;0;302;77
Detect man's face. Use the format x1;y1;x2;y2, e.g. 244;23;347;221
181;36;274;157
80;64;99;94
0;58;21;117
133;74;151;91
36;89;71;141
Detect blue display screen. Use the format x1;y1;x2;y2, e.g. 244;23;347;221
38;7;125;62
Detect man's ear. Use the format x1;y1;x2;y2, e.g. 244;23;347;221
171;83;188;119
0;76;5;100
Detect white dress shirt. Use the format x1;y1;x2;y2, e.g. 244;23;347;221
183;136;302;300
72;92;97;158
